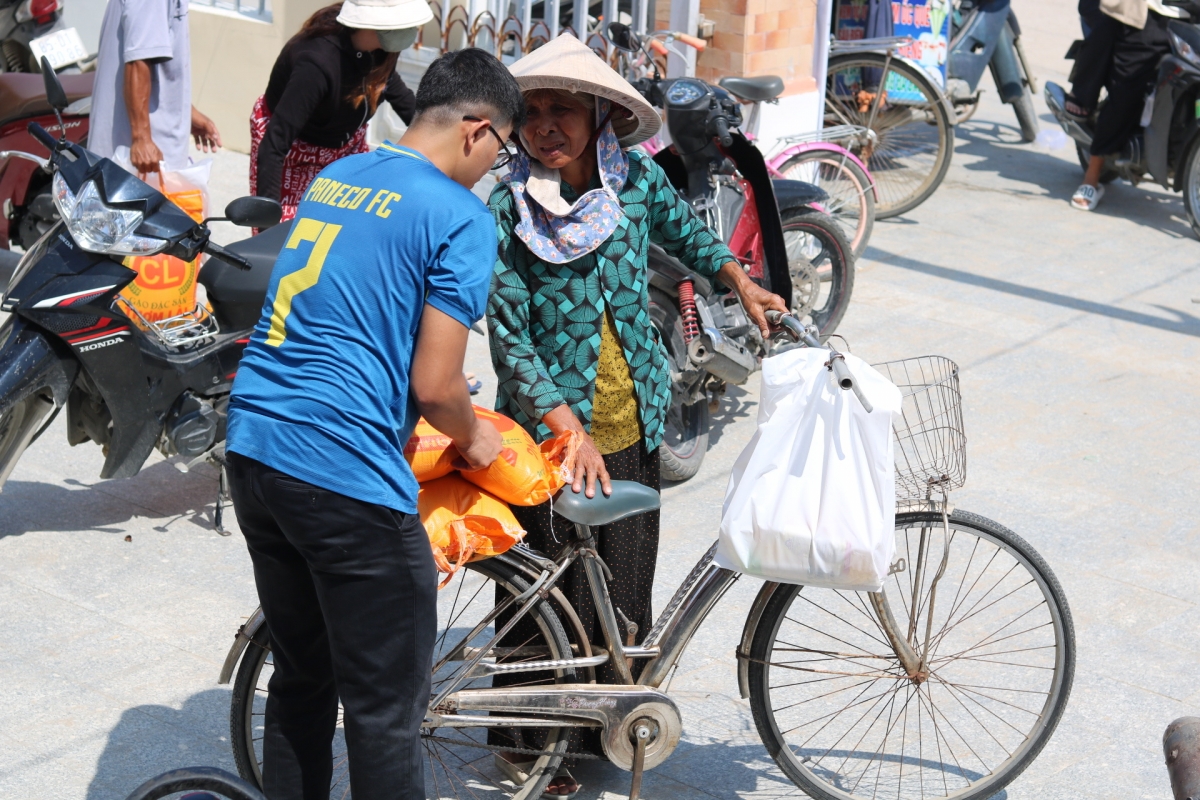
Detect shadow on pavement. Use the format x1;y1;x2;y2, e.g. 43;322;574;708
952;118;1197;241
0;460;222;538
708;384;755;449
86;688;234;800
870;246;1200;338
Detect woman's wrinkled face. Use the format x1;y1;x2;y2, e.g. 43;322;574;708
521;91;594;169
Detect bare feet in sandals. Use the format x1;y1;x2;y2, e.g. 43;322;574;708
1064;93;1090;120
542;766;579;798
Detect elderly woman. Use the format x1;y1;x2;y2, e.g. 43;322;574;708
486;34;786;797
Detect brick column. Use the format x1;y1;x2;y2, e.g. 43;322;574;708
695;0;819;97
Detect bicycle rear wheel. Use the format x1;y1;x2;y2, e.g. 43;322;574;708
777;147;876;259
825;53;954;218
746;510;1074;800
230;557;575;800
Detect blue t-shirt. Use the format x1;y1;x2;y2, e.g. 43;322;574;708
227;142;494;513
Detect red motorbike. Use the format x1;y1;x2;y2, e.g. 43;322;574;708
0;70;90;250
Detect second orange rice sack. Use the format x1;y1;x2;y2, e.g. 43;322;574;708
460;407;580;506
418;474;526;587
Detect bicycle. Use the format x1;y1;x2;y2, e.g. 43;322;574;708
826;36;956;218
220;314;1074;800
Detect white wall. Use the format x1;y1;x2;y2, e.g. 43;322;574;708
63;0;108;55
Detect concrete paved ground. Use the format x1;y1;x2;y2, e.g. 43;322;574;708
4;1;1200;796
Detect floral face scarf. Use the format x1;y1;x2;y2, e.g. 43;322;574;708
502;99;629;264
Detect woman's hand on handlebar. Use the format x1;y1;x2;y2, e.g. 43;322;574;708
543;404;612;499
718;261;789;338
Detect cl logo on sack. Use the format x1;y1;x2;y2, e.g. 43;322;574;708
133;255;189;289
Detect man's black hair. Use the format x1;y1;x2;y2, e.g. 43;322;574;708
414;48;526;130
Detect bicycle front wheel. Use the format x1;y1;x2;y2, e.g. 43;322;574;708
230;557;576;800
746;510;1075;800
825;53;953;218
777;147;876;259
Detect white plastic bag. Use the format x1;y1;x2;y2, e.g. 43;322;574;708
715;347;903;591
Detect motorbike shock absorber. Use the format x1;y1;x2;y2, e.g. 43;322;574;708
677;279;701;343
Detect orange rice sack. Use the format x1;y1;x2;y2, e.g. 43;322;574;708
404;418;459;482
460;407;580;506
418;474;526;588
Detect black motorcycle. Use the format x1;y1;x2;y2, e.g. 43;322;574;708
1045;0;1200;236
0;62;282;529
608;23;854;481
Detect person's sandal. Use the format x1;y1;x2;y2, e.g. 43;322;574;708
1071;183;1104;211
493;754;534;785
541;766;580;799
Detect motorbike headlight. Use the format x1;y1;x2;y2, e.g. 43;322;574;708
1171;29;1200;69
51;173;168;257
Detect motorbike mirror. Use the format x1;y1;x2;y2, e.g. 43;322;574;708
39;57;68;112
222;196;283;229
607;22;640;53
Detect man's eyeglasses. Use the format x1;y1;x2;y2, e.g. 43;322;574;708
463;115;516;170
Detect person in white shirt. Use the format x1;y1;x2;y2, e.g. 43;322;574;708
89;0;221;174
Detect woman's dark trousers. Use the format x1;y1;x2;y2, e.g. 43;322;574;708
227;452;437;800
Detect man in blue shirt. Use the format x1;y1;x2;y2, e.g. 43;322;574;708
225;48;524;800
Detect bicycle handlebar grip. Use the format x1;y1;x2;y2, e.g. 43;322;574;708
829;356;874;413
206;241;254;272
676;32;707;51
714;116;733;147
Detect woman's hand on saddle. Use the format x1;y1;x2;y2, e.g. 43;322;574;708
543;405;612;499
717;261;789;339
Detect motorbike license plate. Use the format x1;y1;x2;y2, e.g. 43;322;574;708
30;27;88;71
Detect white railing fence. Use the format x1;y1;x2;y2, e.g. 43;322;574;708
401;0;651;71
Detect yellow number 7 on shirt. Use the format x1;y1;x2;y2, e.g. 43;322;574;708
265;218;342;347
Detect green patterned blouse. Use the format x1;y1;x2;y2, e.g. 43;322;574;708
487;149;737;451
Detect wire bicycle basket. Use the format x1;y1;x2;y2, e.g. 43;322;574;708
871;355;965;498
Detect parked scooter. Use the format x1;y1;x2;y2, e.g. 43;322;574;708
0;70;91;249
1043;0;1200;237
609;23;854;481
947;0;1040;140
0;0;70;74
0;62;282;531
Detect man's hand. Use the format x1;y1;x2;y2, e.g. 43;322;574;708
191;107;222;153
543;405;611;498
717;261;789;338
457;416;504;471
130;134;163;176
411;306;502;472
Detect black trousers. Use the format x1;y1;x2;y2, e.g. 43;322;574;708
1072;10;1171;156
227;452;436;800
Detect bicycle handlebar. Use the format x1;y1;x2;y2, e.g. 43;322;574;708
766;311;873;413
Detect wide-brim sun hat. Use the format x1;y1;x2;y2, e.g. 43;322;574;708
336;0;434;30
509;33;661;148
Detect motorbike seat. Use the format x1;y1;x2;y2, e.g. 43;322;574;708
0;73;93;126
718;75;785;103
552;480;661;527
199;220;290;331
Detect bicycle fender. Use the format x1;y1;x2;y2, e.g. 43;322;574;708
736;580;785;699
895;54;958;126
218;606;266;685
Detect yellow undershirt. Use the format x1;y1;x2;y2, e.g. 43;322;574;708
590;311;641;455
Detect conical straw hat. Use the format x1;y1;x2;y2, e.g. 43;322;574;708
508;33;661;147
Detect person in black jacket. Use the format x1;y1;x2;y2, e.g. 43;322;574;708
250;0;431;220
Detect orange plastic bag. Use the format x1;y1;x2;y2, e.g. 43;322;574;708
419;474;526;588
118;164;209;322
404;418;459;482
404;406;579;505
460;408;579;505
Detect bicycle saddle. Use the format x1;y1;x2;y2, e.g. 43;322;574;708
719;75;785;103
553;480;660;526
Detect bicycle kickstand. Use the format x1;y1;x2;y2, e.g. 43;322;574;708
628;721;651;800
